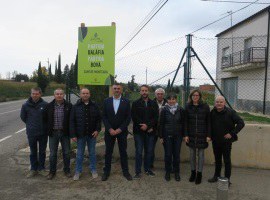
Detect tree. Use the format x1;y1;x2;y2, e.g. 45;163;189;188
63;64;69;83
15;74;29;82
11;71;18;80
37;62;49;93
48;64;53;81
55;54;62;83
128;75;138;92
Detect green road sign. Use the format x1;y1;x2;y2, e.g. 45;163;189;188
78;26;116;85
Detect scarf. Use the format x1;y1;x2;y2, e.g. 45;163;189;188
165;103;178;115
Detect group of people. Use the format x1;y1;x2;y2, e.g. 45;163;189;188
20;83;245;185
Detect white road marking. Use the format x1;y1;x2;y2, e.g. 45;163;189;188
0;135;12;143
0;109;20;115
15;128;26;134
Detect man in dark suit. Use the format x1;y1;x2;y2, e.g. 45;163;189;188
102;83;132;181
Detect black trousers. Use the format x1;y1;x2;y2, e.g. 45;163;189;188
163;135;182;173
103;132;129;175
212;142;232;179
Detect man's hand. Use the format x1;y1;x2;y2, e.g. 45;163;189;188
147;128;153;133
139;124;148;131
184;136;189;143
71;137;77;142
224;133;232;139
109;128;116;136
92;131;99;138
207;137;211;142
160;138;164;144
115;128;122;135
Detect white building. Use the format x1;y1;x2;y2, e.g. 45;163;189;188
216;6;270;114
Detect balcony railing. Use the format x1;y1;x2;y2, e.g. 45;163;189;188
222;47;266;69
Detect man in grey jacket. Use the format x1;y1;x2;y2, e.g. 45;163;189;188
20;87;48;178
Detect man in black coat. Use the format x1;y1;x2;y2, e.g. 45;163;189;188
20;87;48;178
70;88;101;181
44;88;72;180
131;85;159;179
208;96;245;184
102;83;132;181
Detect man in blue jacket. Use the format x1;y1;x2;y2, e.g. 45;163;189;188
20;87;48;178
70;88;101;181
102;83;132;181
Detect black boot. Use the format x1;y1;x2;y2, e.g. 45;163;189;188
189;170;196;182
208;176;218;183
165;172;170;181
175;172;180;182
195;172;202;184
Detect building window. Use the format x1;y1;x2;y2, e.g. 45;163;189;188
222;47;230;67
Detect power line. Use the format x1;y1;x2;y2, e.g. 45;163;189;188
116;0;169;55
201;0;270;4
149;68;179;85
191;0;259;33
129;0;166;37
116;36;185;61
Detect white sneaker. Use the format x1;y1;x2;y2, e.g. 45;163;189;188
92;171;98;179
73;172;81;181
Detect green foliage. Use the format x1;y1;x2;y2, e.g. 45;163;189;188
14;73;29;82
0;80;65;102
202;91;215;106
37;62;49;93
238;112;270;124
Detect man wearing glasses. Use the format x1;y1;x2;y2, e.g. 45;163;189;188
102;83;132;181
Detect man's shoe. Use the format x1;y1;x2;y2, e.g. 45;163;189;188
175;173;181;182
73;173;81;181
195;172;202;185
145;170;155;177
92;171;98;179
123;173;132;181
47;173;56;180
64;172;72;178
165;172;170;181
189;170;196;182
133;173;141;180
38;169;48;177
101;173;109;181
26;170;37;178
208;176;218;183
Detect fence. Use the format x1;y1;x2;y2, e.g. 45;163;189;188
112;34;269;115
66;36;269;115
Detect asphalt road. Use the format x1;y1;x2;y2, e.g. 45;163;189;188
0;96;54;158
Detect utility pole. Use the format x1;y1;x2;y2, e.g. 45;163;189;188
228;10;234;58
146;67;148;84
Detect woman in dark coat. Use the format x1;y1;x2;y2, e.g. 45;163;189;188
158;93;185;182
184;89;211;184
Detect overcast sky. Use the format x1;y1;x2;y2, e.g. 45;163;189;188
0;0;268;83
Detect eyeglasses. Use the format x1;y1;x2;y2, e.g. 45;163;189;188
192;95;200;97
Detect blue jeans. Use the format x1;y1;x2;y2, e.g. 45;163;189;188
134;133;155;174
27;134;48;171
163;135;182;173
75;135;96;173
49;131;70;173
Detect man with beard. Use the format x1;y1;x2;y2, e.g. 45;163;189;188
131;85;159;179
